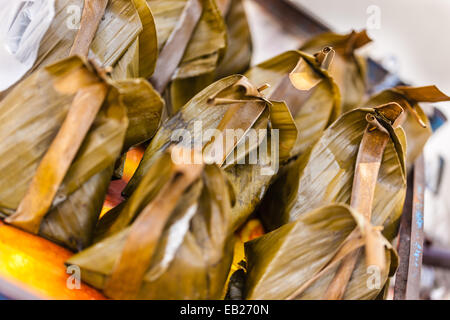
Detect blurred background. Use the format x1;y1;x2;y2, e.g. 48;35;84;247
243;0;450;299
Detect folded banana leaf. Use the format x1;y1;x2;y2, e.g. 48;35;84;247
1;0;163;152
242;103;405;299
0;56;160;251
75;0;163;149
301;30;370;113
67;149;235;299
109;0;158;80
214;0;252;79
259;103;407;238
20;0;156;80
361;85;450;169
114;79;164;152
244;49;341;156
102;74;297;240
244;203;397;299
148;0;227;115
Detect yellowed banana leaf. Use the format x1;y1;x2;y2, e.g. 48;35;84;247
78;0;162;149
214;0;252;79
301;30;371;113
2;0;162;153
243;203;397;299
361;85;450;169
67;149;235;299
241;103;405;300
223;100;297;231
0;56;160;251
259;103;407;239
103;75;297;239
244;49;341;156
169;0;226;80
114;79;164;151
30;0;156;78
110;0;159;79
123;75;251;198
149;0;227;114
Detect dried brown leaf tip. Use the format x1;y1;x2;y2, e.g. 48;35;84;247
314;46;335;70
289;47;335;91
301;30;371;112
363;85;450;167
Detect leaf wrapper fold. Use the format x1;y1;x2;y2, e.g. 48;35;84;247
259;104;407;239
214;0;252;79
244;204;396;299
113;75;296;237
162;0;228;114
361;85;450;169
245;50;341;157
301;30;371;113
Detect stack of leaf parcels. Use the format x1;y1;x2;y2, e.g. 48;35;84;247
1;0;450;300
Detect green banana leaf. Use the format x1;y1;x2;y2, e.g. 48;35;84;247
301;30;370;113
110;0;159;79
0;56;160;251
242;103;406;300
114;79;164;151
67;150;235;299
153;0;227;114
244;203;397;299
103;74;297;239
6;0;163;152
244;50;341;156
214;0;252;79
361;85;450;169
32;0;155;77
168;0;226;79
259;105;407;237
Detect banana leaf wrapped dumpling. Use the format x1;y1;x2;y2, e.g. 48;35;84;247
300;30;371;113
67;148;235;299
361;85;450;169
245;48;341;156
243;103;405;299
148;0;227;114
244;204;397;300
0;56;162;251
1;0;158;90
114;74;297;236
1;0;164;152
260;103;407;233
